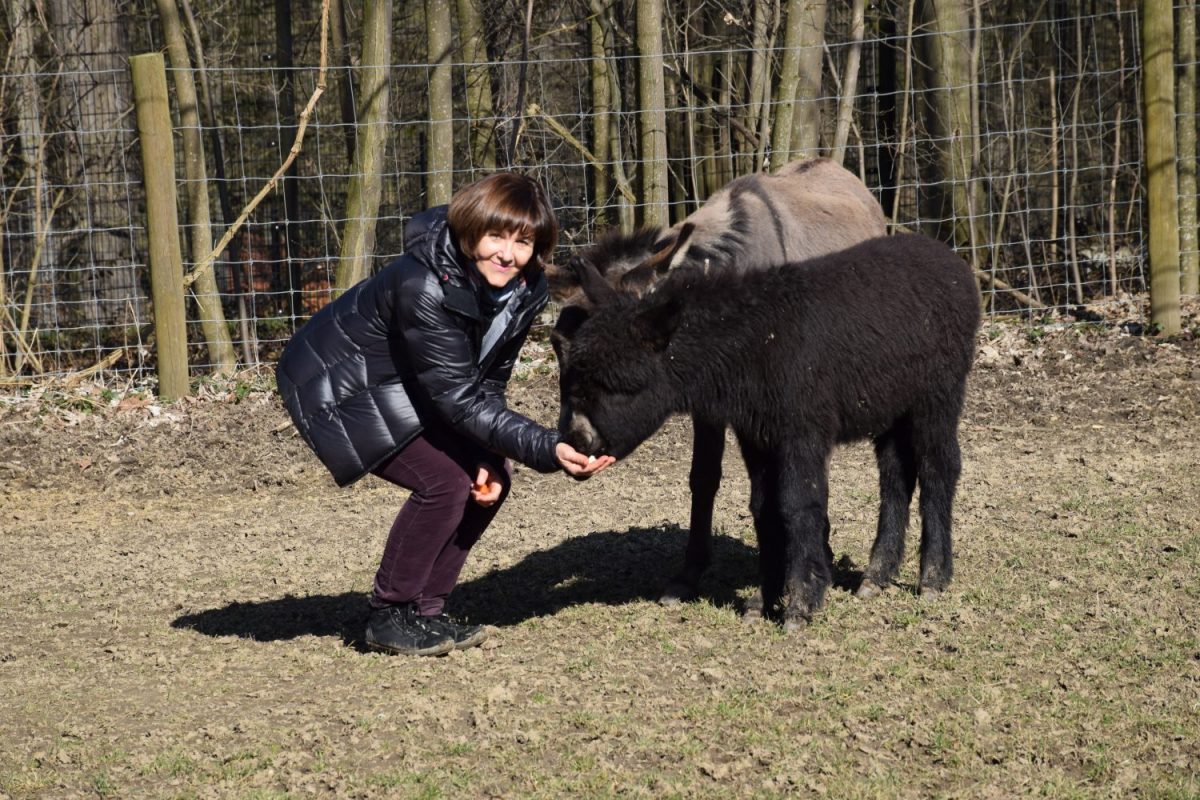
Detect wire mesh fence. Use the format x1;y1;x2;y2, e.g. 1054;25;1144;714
0;0;1196;383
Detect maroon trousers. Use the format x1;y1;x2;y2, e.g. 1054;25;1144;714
369;426;510;615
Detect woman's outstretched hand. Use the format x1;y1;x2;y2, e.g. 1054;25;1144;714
555;442;615;479
470;464;505;507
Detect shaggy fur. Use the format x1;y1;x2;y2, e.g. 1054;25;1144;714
560;234;981;629
549;158;888;601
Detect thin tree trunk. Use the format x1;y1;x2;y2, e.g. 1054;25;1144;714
695;11;719;199
4;0;55;367
637;0;669;227
770;0;806;165
1141;0;1181;332
667;17;688;223
457;0;497;170
1178;0;1198;295
1065;15;1084;304
790;1;827;157
915;0;980;257
155;0;237;375
875;0;899;220
745;0;772;173
337;0;392;291
830;0;866;164
588;0;613;224
425;0;454;205
1049;66;1059;298
715;8;735;189
274;0;304;322
753;2;779;171
179;0;256;364
329;0;358;163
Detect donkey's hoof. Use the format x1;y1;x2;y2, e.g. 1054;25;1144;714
781;615;809;634
740;607;764;625
918;585;942;601
856;578;885;599
658;580;698;606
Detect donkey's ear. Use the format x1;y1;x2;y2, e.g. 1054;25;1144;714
544;260;579;301
661;223;697;273
642;222;696;277
572;254;620;306
634;291;684;352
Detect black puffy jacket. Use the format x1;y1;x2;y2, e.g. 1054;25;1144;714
275;206;561;486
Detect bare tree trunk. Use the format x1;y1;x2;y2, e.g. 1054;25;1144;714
830;0;866;165
3;0;57;368
1178;0;1198;296
330;0;358;163
457;0;497;170
426;0;454;206
1065;14;1084;304
790;0;827;157
915;0;981;257
155;0;237;376
274;0;304;322
695;11;719;199
637;0;669;227
714;8;736;190
180;0;256;364
45;0;141;326
1141;0;1181;333
588;0;613;224
744;0;772;173
770;0;805;165
337;0;392;291
874;0;899;220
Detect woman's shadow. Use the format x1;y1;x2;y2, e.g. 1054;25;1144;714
171;525;762;646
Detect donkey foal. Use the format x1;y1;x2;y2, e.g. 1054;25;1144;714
559;234;981;630
549;157;887;603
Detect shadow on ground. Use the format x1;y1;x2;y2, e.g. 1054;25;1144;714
172;526;762;643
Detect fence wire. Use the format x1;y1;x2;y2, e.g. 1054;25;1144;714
0;1;1196;382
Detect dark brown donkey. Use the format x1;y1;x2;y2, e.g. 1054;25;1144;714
548;157;887;603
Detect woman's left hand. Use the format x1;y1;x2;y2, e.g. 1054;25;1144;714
470;464;504;507
556;442;615;479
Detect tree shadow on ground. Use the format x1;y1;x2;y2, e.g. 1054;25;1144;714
171;525;762;644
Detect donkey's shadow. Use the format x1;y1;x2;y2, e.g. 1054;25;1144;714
171;526;761;644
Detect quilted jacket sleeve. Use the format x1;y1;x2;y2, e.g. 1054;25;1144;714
396;280;561;473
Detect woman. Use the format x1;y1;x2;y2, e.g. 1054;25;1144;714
276;173;613;656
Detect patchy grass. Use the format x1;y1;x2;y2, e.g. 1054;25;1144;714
1;321;1198;798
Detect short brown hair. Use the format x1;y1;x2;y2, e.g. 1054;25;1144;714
447;173;558;268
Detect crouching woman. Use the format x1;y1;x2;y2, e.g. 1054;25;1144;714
276;173;613;657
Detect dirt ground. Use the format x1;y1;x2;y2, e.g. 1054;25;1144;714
2;305;1198;799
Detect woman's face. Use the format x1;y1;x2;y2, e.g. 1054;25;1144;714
472;229;535;289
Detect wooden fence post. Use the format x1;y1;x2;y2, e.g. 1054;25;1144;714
131;52;190;400
1141;0;1181;334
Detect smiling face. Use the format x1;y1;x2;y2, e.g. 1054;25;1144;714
471;229;535;288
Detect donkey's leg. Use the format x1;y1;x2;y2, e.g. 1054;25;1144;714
777;441;834;631
739;440;783;623
913;415;962;597
859;422;918;598
661;418;725;604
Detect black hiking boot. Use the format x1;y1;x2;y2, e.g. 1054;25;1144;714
365;604;454;657
422;613;489;650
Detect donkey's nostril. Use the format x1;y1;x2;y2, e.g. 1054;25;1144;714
563;411;603;455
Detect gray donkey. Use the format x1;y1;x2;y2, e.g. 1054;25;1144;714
548;157;888;603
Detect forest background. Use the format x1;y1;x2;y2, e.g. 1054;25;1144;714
0;0;1197;382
